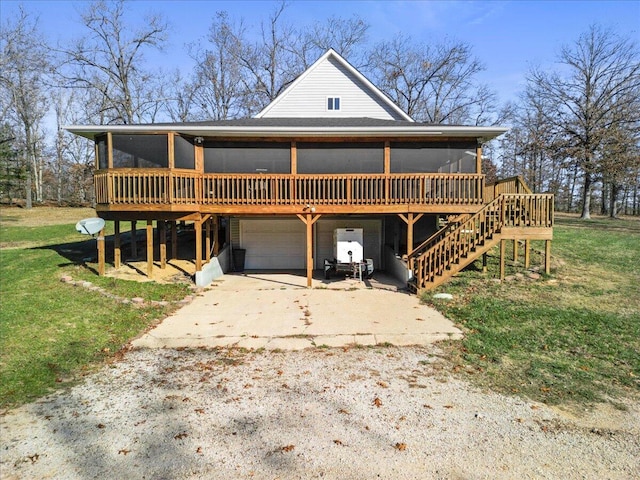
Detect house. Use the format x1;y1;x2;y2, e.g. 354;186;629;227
66;49;553;290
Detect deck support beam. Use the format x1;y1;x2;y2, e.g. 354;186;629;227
171;221;178;260
297;213;321;288
545;240;551;275
159;221;167;269
513;239;519;263
205;217;211;263
195;216;203;272
146;220;153;278
482;252;487;273
97;228;105;276
114;221;121;269
130;221;137;258
212;215;220;256
524;239;531;268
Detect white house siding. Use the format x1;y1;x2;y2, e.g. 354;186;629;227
314;218;382;270
262;57;404;120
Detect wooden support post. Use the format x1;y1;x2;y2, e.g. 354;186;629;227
195;217;203;272
114;221;121;269
213;215;220;256
130;221;137;258
171;221;178;260
306;214;313;288
290;142;297;174
97;228;105;276
482;252;487;273
205;217;211;263
146;220;153;278
398;213;424;257
407;213;414;256
159;221;166;269
545;240;551;275
513;239;519;263
524;239;531;268
499;239;506;280
384;141;391;203
476;142;482;175
297;213;321;288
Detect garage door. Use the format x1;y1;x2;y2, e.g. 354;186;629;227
315;219;382;269
240;219;306;269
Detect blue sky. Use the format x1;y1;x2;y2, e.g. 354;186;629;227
3;0;639;107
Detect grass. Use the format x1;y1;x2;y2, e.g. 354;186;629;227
423;213;640;407
0;207;189;409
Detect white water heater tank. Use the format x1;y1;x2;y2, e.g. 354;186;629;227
334;228;364;263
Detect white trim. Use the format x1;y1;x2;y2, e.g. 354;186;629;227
65;124;508;141
254;49;414;122
64;124;508;143
326;96;341;111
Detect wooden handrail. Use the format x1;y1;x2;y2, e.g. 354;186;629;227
95;169;486;207
484;175;532;202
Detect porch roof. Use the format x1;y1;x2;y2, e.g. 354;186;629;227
65;117;508;142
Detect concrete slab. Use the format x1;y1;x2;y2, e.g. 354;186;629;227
131;272;462;350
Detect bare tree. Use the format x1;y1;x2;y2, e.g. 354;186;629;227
0;8;50;208
234;2;302;112
528;25;640;219
60;0;168;124
367;35;494;124
188;11;250;120
293;15;369;69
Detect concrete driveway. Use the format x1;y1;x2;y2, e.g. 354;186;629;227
132;272;462;350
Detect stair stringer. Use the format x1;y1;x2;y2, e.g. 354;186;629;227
418;234;503;292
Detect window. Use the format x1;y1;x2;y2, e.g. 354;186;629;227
327;97;341;111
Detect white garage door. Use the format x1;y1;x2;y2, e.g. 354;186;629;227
240;219;306;269
315;219;382;269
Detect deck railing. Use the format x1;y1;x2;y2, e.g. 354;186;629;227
484;175;532;202
95;169;486;207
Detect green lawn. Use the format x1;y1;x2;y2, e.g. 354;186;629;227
425;214;640;406
0;209;189;408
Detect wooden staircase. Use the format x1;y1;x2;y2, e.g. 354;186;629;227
408;192;554;292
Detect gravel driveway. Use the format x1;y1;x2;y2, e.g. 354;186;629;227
2;346;638;479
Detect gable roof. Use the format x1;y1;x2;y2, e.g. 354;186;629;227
254;49;414;122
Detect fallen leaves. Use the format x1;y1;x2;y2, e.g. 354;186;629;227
281;445;295;452
174;432;188;440
394;442;407;451
118;449;130;455
373;397;383;408
376;380;389;388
